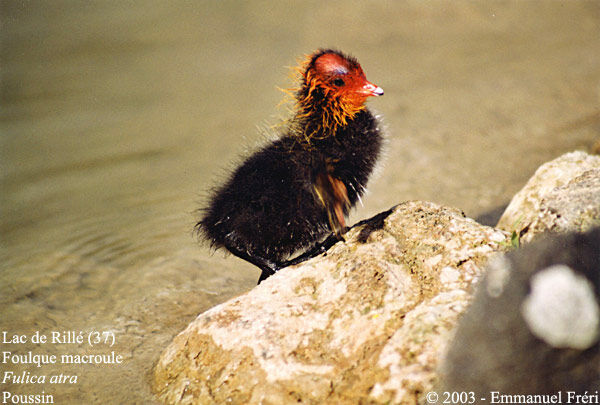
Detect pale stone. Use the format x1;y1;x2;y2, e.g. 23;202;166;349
153;202;509;404
497;151;600;242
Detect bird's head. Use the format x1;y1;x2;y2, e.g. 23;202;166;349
294;49;383;133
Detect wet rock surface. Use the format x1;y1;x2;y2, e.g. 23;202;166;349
153;202;509;404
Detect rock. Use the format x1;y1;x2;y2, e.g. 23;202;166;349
439;228;600;394
497;151;600;243
152;201;509;404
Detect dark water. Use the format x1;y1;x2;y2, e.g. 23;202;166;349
1;1;599;403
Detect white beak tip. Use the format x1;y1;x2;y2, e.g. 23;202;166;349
372;86;384;96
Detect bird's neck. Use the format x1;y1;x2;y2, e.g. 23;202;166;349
294;91;365;144
295;81;365;142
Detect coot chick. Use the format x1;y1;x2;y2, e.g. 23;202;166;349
197;49;384;283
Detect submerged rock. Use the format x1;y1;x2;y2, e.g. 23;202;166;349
439;228;600;394
152;201;509;404
497;151;600;242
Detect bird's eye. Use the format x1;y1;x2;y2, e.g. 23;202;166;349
333;78;345;87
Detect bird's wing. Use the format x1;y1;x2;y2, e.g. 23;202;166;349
314;169;350;237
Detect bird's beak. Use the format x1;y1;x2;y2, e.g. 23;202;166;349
362;81;384;97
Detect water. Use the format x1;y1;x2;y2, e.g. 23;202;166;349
1;1;599;403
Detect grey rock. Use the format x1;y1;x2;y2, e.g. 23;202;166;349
440;228;600;394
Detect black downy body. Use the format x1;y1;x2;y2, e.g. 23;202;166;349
197;49;384;283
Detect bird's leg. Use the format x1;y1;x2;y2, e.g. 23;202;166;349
223;228;345;285
222;243;280;284
280;232;343;268
257;267;277;284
